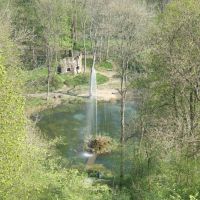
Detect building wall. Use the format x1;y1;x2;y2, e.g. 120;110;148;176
58;53;82;74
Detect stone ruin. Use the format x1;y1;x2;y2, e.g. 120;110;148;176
57;53;82;74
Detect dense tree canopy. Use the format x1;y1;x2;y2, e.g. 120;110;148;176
0;0;200;199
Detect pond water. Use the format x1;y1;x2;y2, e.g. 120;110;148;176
37;101;136;172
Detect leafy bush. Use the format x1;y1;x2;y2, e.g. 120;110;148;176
83;58;94;68
99;60;113;70
85;135;114;154
63;73;109;87
63;73;89;87
25;76;46;93
0;57;26;198
96;73;109;84
51;75;64;91
25;97;47;108
75;40;92;51
24;66;109;93
73;73;89;85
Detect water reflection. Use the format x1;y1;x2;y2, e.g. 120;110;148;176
37;102;136;169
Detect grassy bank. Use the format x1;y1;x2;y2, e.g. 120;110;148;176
24;67;109;94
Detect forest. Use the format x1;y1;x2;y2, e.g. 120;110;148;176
0;0;200;199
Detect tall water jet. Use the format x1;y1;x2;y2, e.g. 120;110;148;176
85;65;98;137
89;66;97;98
84;65;98;166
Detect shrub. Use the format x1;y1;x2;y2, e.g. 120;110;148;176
63;74;89;87
96;73;109;84
51;75;64;91
99;60;113;70
85;135;115;155
63;73;109;87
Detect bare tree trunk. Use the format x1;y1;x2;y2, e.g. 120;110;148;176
71;0;77;52
159;0;170;12
32;47;37;68
105;35;110;60
47;46;52;100
173;85;178;118
119;60;126;189
89;21;94;51
83;20;87;73
74;0;78;43
55;50;58;63
120;91;125;188
73;16;77;47
89;20;98;68
189;90;194;135
99;36;103;62
145;148;151;191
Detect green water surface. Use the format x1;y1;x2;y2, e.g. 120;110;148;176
37;102;136;172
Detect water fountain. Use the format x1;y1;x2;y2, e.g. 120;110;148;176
86;65;97;137
37;72;135;170
84;66;115;168
84;65;98;165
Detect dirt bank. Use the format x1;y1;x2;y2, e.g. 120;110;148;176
26;70;121;103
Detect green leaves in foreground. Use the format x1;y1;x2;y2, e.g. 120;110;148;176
0;56;25;198
0;56;111;199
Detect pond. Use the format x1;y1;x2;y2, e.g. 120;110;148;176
37;101;136;173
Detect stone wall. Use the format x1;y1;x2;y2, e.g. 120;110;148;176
57;53;82;74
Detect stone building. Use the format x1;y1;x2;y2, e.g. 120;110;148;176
57;53;82;74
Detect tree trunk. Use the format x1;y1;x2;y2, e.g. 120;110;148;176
83;20;87;73
47;47;52;100
32;47;37;68
120;91;125;188
105;35;110;60
173;85;178;118
71;0;77;51
99;36;103;62
119;61;126;188
189;90;194;135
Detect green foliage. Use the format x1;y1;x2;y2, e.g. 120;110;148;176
0;17;21;68
75;40;92;51
0;56;25;198
85;135;114;154
63;73;89;87
0;56;112;199
96;73;109;84
24;67;109;92
10;0;72;69
82;58;94;68
24;67;64;93
51;75;64;91
129;1;200;200
36;0;72;49
2;0;200;199
25;97;47;108
11;0;44;68
98;60;113;70
112;189;131;200
86;164;113;179
63;73;109;87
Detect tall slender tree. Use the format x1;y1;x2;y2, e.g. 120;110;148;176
109;0;151;187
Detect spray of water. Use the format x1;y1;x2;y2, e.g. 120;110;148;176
85;65;98;137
